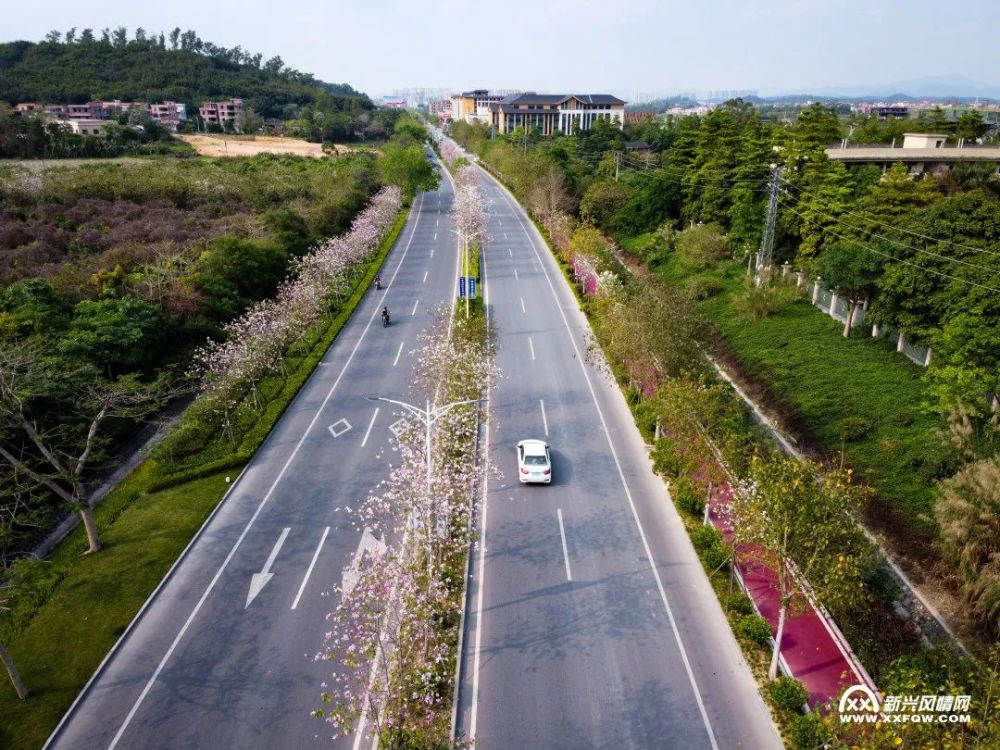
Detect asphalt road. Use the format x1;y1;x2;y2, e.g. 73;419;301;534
46;159;459;750
453;156;783;749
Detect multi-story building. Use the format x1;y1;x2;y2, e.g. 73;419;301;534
199;98;244;128
64;119;108;136
489;93;626;135
450;90;510;124
148;101;186;131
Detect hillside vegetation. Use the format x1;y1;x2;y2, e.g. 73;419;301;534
0;30;368;121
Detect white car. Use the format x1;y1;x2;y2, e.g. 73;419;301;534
517;439;552;484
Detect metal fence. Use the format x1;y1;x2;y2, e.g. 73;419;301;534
775;267;932;368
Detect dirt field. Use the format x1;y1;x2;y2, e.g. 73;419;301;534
179;134;348;158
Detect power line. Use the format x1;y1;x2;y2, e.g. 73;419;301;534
779;189;1000;276
781;178;1000;260
780;203;1000;294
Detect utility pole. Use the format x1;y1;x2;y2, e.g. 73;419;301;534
754;165;781;281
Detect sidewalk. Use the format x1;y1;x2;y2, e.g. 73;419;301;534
707;483;877;708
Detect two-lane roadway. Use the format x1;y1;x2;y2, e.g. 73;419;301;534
454;156;783;749
47;161;459;750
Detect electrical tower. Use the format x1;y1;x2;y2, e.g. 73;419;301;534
754;166;781;277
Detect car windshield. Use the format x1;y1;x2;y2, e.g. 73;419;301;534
524;455;547;466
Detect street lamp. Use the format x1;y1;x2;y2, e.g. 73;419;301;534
367;395;484;575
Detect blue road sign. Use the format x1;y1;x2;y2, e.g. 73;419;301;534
468;277;477;299
458;276;466;298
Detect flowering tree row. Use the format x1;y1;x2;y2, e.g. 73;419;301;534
192;186;403;432
452;165;489;258
315;305;498;747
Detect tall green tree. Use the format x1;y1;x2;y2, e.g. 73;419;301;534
816;241;884;336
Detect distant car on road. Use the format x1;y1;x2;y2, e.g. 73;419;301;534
517;439;552;484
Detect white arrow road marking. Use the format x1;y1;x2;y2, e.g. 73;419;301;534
361;408;380;447
246;527;290;608
291;527;330;610
557;509;572;581
328;419;351;437
341;527;388;598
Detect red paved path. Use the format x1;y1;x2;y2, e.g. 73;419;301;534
707;483;876;707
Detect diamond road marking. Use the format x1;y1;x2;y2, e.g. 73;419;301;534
328;419;352;438
389;418;409;438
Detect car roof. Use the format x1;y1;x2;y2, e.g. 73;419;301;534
519;439;548;455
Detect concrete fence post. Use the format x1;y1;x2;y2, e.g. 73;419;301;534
829;292;839;317
782;263;791;282
812;278;822;305
897;330;906;353
872;323;881;338
796;270;805;290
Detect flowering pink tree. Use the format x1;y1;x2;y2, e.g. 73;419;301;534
316;305;498;747
192;187;403;435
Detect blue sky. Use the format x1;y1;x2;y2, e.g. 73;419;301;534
5;0;997;97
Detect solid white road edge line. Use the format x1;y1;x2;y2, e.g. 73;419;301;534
557;509;572;582
291;527;330;610
103;192;428;750
361;408;380;448
493;174;722;750
467;221;492;744
393;341;405;367
40;463;248;750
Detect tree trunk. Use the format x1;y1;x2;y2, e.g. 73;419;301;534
0;640;28;699
843;301;856;338
768;601;787;681
79;502;101;554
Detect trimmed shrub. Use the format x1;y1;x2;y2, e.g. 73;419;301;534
702;541;731;572
738;614;773;647
734;278;799;320
726;591;754;615
690;524;723;553
651;439;684;478
671;476;704;516
677;223;730;271
685;275;726;300
769;676;809;712
789;713;830;750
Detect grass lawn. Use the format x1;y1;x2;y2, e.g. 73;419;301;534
0;208;409;750
0;469;238;750
651;249;946;543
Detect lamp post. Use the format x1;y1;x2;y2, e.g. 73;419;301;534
367;395;484;577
